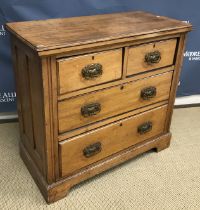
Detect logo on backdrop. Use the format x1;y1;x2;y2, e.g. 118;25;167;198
184;51;200;61
0;25;6;36
182;20;200;62
0;92;16;103
182;20;190;24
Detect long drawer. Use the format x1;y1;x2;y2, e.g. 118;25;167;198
59;105;168;177
58;71;173;133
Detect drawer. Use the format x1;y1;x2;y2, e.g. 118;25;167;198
57;49;122;94
58;71;173;133
59;105;168;177
126;39;177;76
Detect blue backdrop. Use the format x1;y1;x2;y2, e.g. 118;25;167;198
0;0;199;112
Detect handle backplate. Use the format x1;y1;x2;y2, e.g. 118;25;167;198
141;86;157;100
82;63;103;80
81;102;101;117
145;50;161;64
83;142;102;158
138;121;153;135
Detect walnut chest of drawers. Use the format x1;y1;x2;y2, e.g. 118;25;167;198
6;11;192;203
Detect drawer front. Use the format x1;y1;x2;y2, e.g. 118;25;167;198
58;71;173;133
59;105;168;177
57;49;122;94
127;39;177;76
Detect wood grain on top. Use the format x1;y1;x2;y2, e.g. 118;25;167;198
6;11;191;51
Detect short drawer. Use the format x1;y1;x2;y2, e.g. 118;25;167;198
58;71;173;133
59;105;168;177
57;49;122;94
126;39;177;76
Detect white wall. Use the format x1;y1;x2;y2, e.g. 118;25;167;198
175;95;200;105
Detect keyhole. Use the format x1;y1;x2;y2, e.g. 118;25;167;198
120;85;124;90
92;56;95;60
119;123;123;127
153;43;156;48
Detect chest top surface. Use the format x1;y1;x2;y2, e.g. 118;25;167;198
6;11;191;52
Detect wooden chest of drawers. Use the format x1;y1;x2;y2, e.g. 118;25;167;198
6;11;192;203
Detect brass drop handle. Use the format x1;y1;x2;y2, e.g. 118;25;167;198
141;86;157;100
81;102;101;117
138;121;153;135
82;63;103;79
145;50;161;64
83;142;102;158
